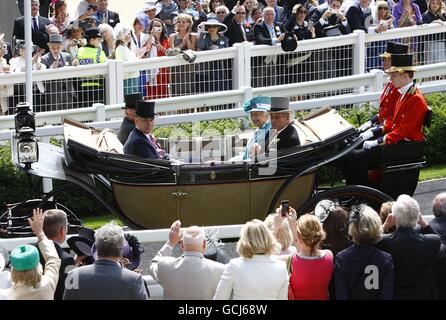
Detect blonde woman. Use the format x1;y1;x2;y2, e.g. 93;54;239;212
335;206;394;300
285;214;334;300
0;209;61;300
213;219;289;300
264;213;297;255
169;14;197;96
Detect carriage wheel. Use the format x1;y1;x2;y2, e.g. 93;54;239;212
297;185;393;216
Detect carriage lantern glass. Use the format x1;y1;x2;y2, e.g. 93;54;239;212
14;102;38;168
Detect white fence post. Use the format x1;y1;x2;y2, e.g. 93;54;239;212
94;103;106;122
370;69;384;92
233;42;252;89
106;60;117;105
115;61;125;104
353;30;366;76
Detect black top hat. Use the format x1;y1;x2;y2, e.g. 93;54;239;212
123;93;143;109
67;227;95;257
135;100;158;118
269;97;291;113
281;32;298;52
385;53;417;73
84;27;102;40
380;41;409;58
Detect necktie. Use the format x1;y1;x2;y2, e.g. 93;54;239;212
149;135;165;158
32;17;38;32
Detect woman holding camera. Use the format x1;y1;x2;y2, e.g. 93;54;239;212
146;19;171;100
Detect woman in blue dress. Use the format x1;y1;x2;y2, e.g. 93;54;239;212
242;96;272;160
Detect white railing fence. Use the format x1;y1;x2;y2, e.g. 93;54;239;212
0;24;445;119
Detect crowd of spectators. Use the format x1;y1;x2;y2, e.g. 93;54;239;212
2;192;445;300
1;0;445;114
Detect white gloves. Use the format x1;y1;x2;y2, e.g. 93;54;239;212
363;139;379;150
360;129;374;141
358;121;372;132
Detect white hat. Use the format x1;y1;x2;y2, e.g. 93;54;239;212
114;23;132;41
142;1;162;15
198;19;228;33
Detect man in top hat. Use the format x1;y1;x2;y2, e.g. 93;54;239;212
266;97;301;151
149;220;225;299
41;34;78;69
358;41;409;132
117;93;142;144
124;100;167;159
343;53;428;186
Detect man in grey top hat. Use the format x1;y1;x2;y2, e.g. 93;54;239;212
267;97;301;151
117;93;142;145
41;34;79;69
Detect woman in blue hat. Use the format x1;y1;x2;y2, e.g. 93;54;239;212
1;209;61;300
242;96;272;160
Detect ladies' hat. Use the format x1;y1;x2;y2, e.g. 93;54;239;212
243;96;271;113
10;245;40;271
67;227;96;257
142;1;162;15
198;19;228;33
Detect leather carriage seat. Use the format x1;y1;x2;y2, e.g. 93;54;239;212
95;129;124;154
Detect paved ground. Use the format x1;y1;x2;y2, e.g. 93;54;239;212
137;178;446;275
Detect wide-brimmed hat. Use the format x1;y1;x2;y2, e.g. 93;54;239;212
198;19;228;33
385;53;417;73
67;227;96;257
84;27;102;40
10;245;40;271
48;34;64;44
380;41;409;59
123;93;143;109
135;100;158;119
281;32;298;52
142;1;162;15
243;96;271;113
268;97;291;113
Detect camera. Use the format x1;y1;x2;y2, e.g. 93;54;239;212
87;4;98;11
154;27;162;33
281;200;289;217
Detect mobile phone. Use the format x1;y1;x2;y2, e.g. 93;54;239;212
87;4;98;11
281;200;289;217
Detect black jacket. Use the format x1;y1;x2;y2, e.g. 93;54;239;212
276;123;301;150
37;241;75;300
376;227;441;300
124;128;162;159
311;8;350;37
346;4;371;33
254;21;285;45
13;15;51;50
223;12;254;47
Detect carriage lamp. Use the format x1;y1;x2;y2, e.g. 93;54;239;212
15;102;38;169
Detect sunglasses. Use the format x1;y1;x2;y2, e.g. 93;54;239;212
297;10;308;14
217;11;226;14
236;12;246;15
378;7;388;10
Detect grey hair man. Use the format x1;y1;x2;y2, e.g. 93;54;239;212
149;220;225;299
430;192;446;243
63;223;149;300
377;194;441;299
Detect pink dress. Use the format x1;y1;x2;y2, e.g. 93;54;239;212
289;250;334;300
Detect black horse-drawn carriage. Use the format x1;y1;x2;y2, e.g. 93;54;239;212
1;106;428;237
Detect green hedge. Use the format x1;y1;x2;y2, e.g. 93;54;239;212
1;94;445;214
